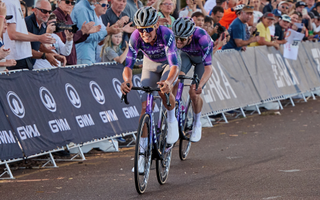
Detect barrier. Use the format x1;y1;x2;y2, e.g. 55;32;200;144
1;42;320;178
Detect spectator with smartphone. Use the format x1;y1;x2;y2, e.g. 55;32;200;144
222;5;260;51
290;11;307;34
210;6;224;41
249;12;280;49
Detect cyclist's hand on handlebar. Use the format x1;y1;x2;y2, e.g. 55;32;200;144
191;84;202;94
121;81;132;94
157;80;172;94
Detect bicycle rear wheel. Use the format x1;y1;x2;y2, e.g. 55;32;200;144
156;112;172;185
134;114;152;194
179;99;193;161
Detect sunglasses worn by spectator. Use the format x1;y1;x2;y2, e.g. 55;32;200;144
282;6;289;9
175;36;188;42
36;7;52;14
96;2;109;7
161;3;173;6
137;25;155;33
244;6;254;9
62;0;76;5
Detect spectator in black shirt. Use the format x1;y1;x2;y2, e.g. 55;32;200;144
274;14;291;44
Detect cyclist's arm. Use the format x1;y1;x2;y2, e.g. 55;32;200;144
199;65;213;89
199;31;213;89
166;65;179;85
163;28;180;83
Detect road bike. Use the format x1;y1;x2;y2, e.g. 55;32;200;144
121;85;172;194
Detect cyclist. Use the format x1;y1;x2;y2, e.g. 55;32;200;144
120;7;180;172
172;17;221;143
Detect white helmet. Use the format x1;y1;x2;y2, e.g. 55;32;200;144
172;17;195;38
134;7;158;27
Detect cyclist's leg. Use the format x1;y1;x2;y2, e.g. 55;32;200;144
172;51;192;96
158;64;179;144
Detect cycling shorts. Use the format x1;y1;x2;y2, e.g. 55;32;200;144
180;52;205;85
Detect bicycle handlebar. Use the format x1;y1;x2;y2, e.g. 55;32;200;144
121;83;171;107
178;74;200;90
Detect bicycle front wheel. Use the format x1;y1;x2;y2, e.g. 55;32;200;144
179;99;193;161
156;112;172;185
134;114;152;194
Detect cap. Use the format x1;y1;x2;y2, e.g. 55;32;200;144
5;15;13;20
295;1;307;7
272;9;282;17
263;12;275;19
312;10;320;19
315;2;320;8
242;5;254;12
308;12;315;19
281;14;291;22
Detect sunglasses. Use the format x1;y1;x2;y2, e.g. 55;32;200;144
175;36;188;42
96;2;109;7
282;6;289;9
137;25;155;33
161;3;173;6
244;6;254;9
62;0;76;5
36;7;52;14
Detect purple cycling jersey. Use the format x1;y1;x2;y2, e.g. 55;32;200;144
180;27;214;66
125;26;180;69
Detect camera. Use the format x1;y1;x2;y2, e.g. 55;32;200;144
216;23;226;39
50;21;79;33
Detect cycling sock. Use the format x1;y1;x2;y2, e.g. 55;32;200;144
139;137;148;153
167;107;176;123
193;112;201;127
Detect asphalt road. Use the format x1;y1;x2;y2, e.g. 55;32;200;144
1;98;320;200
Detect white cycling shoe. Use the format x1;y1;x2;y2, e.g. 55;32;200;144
190;124;202;143
131;155;145;174
167;119;179;144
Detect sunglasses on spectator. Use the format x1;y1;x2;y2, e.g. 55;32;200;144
96;2;109;8
137;25;155;33
282;6;289;9
61;0;76;5
36;7;52;14
175;36;188;42
243;5;254;9
161;3;173;6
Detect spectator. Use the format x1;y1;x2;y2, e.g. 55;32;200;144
146;0;156;7
211;5;224;41
4;0;56;70
70;0;121;65
101;0;135;51
123;0;143;21
274;14;291;44
158;0;176;29
191;11;205;28
249;12;280;49
94;0;108;62
250;0;263;24
219;0;238;30
0;18;17;71
20;0;28;17
295;1;307;13
306;0;315;12
312;10;320;34
203;16;214;34
268;9;282;38
222;6;260;51
33;13;73;69
179;0;202;18
25;0;53;64
277;1;290;14
290;11;307;34
53;0;100;65
100;32;128;62
313;2;320;14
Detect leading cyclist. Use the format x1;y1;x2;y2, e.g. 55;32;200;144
172;17;224;143
120;7;180;172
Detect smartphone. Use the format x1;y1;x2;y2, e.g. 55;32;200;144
302;8;307;16
220;32;226;41
255;32;260;36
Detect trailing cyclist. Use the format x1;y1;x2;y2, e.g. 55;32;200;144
172;17;224;143
120;7;181;173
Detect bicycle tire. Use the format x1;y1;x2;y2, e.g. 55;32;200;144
179;99;193;161
134;114;152;194
156;112;172;185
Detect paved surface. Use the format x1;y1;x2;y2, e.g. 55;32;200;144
1;98;320;200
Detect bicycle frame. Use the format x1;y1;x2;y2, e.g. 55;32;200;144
175;79;190;134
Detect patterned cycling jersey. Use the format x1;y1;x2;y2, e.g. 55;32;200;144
180;27;214;66
125;25;180;69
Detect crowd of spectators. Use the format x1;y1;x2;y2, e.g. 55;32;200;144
0;0;318;71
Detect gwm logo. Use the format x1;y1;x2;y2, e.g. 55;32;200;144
133;75;144;96
112;78;122;99
89;81;105;105
6;91;25;118
65;83;81;108
39;86;56;112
